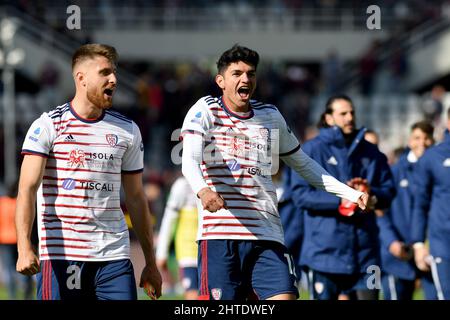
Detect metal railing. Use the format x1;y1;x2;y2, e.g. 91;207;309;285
26;5;400;32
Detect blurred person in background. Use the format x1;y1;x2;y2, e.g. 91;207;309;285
421;85;445;128
278;163;311;299
322;49;342;95
338;128;382;300
359;40;380;96
377;121;436;300
421;85;446;140
0;182;34;300
287;94;395;300
411;108;450;300
364;129;380;145
38;61;60;107
388;146;407;166
156;175;199;300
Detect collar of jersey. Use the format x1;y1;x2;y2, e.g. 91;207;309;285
69;101;106;123
219;96;254;120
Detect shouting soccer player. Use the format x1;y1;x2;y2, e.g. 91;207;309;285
180;45;370;300
15;44;161;300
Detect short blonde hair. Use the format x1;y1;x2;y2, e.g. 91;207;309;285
72;43;118;70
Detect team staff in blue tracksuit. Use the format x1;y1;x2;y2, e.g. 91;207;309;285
288;95;395;300
378;121;436;300
411;108;450;300
279;166;304;271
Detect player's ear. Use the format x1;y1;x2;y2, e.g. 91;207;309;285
76;71;86;87
215;74;225;90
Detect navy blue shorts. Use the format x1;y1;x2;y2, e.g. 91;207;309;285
180;267;198;291
37;259;137;300
309;269;378;300
381;272;435;300
198;240;298;300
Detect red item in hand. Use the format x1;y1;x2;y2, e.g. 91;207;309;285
339;199;357;216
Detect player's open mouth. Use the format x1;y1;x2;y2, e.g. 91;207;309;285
104;88;114;98
237;87;250;99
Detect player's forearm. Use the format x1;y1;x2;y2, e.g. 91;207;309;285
126;196;157;265
181;133;209;195
282;148;363;203
15;188;37;252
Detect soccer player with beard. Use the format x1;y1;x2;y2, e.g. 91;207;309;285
16;44;162;300
180;45;370;300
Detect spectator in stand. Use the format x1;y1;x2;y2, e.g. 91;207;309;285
0;182;34;299
39;61;60;107
322;49;342;95
421;85;446;139
359;40;380;96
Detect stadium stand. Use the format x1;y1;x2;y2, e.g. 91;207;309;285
1;0;450;299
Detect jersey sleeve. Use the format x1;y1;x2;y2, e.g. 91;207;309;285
21;113;55;157
180;98;212;138
275;111;301;156
122;121;144;173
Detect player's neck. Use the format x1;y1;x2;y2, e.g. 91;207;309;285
71;95;104;120
222;96;250;113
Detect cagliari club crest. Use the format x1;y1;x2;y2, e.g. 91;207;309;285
106;134;118;147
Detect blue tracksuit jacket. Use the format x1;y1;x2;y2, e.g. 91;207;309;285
378;150;420;280
411;130;450;259
290;126;395;274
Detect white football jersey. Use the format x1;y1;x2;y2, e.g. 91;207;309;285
181;96;300;244
22;103;144;261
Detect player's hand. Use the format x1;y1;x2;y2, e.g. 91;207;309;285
198;187;227;212
348;177;378;212
338;191;369;216
413;245;430;272
374;209;384;217
16;248;40;276
389;241;411;260
140;262;163;300
356;192;369;211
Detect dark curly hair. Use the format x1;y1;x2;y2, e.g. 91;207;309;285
216;44;260;74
